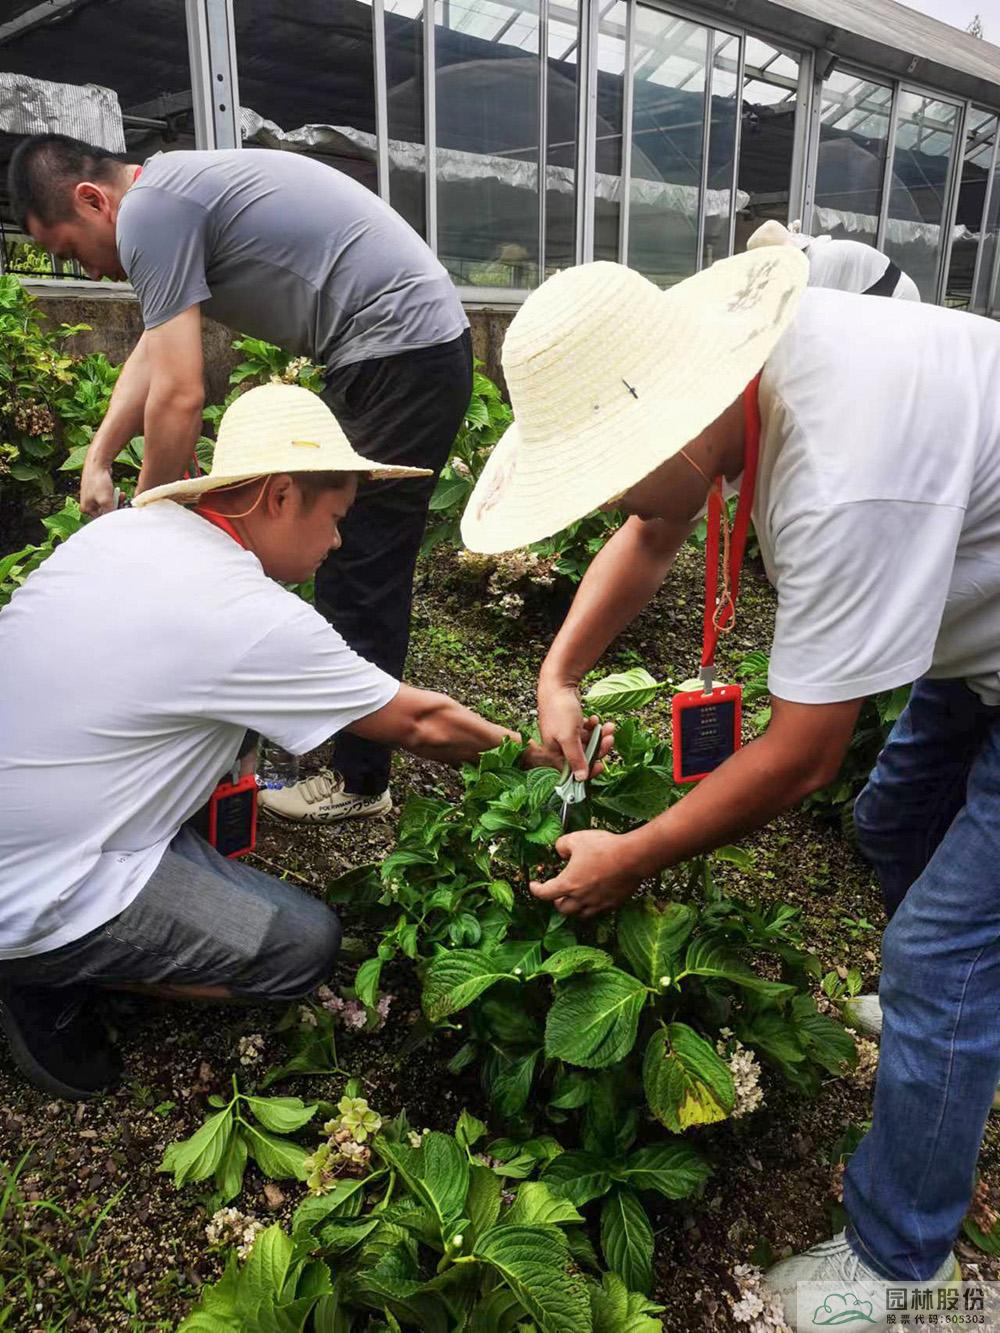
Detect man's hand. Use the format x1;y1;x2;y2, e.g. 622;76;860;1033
523;716;615;773
529;829;641;918
80;454;116;517
537;678;591;779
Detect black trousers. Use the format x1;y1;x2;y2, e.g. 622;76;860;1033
315;329;473;794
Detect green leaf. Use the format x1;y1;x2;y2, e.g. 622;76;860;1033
545;969;647;1069
489;879;515;911
326;863;383;906
594;768;674;822
682;938;796;1000
241;1225;294;1308
643;1024;735;1132
964;1216;1000;1256
467;1163;503;1239
159;1107;234;1187
619;1141;711;1200
485;1048;539;1120
617;900;695;987
375;1131;469;1238
422;950;511;1023
292;1178;366;1236
215;1128;249;1202
242;1124;311;1181
542;1152;612;1206
473;1225;592;1333
456;1109;487;1151
244;1096;317;1134
355;957;383;1011
600;1190;654;1295
584;668;663;714
589;1271;665;1333
790;994;857;1075
468;1287;531;1333
506;1181;585;1227
536;947;615;981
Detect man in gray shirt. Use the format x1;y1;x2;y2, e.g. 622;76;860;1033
10;135;472;819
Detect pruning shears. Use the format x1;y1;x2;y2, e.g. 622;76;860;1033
551;724;603;828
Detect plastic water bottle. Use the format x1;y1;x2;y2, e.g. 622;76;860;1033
257;741;300;791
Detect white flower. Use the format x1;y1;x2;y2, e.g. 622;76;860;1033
206;1207;265;1261
341;1001;367;1030
727;1263;791;1331
237;1033;265;1067
452;458;471;478
298;1005;318;1029
717;1037;764;1118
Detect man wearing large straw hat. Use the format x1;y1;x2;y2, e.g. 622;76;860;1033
461;250;1000;1321
0;385;604;1102
10;133;472;826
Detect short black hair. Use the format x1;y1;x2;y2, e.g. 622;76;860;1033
8;133;128;230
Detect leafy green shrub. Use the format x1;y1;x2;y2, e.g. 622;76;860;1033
0;497;85;609
178;1099;664;1332
292;678;857;1295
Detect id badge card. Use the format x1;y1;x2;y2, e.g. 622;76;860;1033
671;682;742;784
207;774;258;859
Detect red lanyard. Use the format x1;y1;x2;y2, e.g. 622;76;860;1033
196;506;246;548
701;373;762;670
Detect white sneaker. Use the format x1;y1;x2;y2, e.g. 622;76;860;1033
843;993;883;1037
764;1230;960;1331
257;769;392;824
844;992;1000;1110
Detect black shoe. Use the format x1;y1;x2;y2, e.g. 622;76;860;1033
0;984;122;1100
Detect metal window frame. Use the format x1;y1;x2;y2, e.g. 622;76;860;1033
424;0;438;254
538;0;549;278
874;80;901;251
372;0;391;200
185;0;241;150
575;0;599;263
727;31;746;256
970;118;1000;314
936;98;967;305
617;0;636;263
694;23;714;270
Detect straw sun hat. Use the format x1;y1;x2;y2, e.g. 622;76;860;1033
133;383;430;507
460;248;808;555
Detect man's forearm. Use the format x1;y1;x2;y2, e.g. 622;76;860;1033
88;335;152;468
621;731;834;877
136;388;205;493
541;516;689;687
406;693;519;766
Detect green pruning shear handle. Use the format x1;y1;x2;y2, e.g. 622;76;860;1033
552;724;604;827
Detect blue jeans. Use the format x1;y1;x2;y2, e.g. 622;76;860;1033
844;678;1000;1279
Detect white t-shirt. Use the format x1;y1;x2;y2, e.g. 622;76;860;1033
0;502;399;959
804;237;920;302
756;287;1000;706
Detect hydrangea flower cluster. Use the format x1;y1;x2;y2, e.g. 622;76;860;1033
303;986;394;1033
237;1033;265;1068
970;1177;1000;1235
270;355;314;385
849;1037;879;1084
717;1030;764;1118
727;1262;792;1331
304;1096;383;1193
205;1207;265;1261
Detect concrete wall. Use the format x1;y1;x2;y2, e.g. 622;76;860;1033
28;284;515;403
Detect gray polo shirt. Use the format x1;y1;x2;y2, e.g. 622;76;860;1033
116;149;467;373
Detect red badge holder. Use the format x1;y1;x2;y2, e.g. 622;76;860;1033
206;773;258;859
672;375;761;784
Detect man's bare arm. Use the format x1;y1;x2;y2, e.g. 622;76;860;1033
135;307;205;494
80;334;152;515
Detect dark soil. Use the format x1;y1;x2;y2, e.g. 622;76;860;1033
2;542;998;1332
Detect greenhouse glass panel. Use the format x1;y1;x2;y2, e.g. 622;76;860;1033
945;110;997;310
734;37;800;252
386;0;428;238
434;0;540;288
593;0;628;263
235;0;379;195
545;0;580;276
884;91;960;301
625;8;709;287
814;71;891;247
702;29;740;269
974;139;1000;315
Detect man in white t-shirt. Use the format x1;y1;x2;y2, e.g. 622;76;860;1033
460;251;1000;1321
747;217;921;301
0;384;605;1103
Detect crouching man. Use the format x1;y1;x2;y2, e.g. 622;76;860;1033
0;384;604;1101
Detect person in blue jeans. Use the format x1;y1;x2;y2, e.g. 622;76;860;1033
456;250;1000;1329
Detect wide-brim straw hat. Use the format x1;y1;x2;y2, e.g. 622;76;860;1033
133;383;430;507
460;248;808;554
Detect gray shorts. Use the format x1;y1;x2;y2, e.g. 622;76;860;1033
0;828;340;1000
